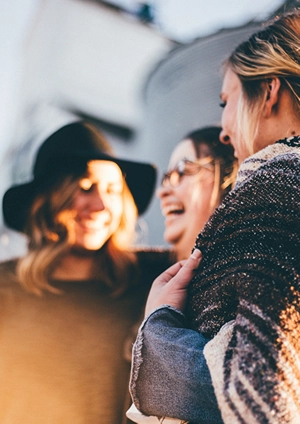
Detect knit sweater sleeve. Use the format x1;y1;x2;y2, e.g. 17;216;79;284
188;151;300;423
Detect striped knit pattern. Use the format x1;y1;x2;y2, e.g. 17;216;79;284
187;136;300;423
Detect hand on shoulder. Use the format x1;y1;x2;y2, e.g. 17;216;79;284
144;249;202;316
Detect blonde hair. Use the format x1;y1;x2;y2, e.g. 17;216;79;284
17;172;138;296
209;157;238;213
224;11;300;154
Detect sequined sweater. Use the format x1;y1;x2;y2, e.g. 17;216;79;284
187;136;300;423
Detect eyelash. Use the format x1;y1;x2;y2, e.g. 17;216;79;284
80;186;93;193
80;185;122;195
219;102;226;108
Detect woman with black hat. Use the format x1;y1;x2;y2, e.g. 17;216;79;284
0;121;172;424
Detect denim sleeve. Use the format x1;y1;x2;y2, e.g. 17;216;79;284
129;306;223;424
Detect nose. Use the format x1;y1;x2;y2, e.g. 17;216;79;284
156;184;172;200
90;189;105;212
219;129;231;145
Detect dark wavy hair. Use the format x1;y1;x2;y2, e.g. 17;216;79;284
184;126;238;210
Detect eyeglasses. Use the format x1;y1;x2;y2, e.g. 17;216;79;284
161;156;215;188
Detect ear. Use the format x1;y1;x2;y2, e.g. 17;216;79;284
263;77;281;118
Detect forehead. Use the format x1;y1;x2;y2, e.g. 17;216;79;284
221;68;241;97
168;139;197;169
86;160;123;181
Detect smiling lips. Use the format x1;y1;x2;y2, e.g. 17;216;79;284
76;217;111;232
161;203;184;218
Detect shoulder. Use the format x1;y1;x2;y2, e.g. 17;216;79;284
235;143;300;191
219;145;300;215
198;145;300;246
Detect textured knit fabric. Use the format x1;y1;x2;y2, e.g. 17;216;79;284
187;137;300;423
0;249;172;424
203;321;235;423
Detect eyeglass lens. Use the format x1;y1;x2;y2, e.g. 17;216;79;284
161;157;214;188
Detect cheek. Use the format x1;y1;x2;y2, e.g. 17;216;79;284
189;182;214;215
222;105;233;131
109;197;124;223
71;193;86;213
176;180;197;202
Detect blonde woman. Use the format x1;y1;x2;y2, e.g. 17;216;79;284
130;11;300;424
0;121;172;423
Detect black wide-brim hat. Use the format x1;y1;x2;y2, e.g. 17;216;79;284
3;121;157;233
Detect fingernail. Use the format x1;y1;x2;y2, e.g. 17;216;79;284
191;248;202;259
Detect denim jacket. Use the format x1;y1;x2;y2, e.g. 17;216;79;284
129;306;223;424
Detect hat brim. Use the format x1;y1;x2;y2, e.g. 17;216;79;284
3;153;157;233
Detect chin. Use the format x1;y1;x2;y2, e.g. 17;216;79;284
74;235;109;252
83;245;103;251
164;230;181;246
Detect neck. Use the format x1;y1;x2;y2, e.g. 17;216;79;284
174;243;193;261
268;91;300;143
275;122;300;141
51;250;99;280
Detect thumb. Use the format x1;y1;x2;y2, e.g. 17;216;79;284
182;248;202;270
171;249;202;289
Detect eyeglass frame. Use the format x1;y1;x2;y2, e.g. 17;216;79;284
161;156;215;188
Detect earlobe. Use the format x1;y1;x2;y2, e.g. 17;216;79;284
263;77;281;118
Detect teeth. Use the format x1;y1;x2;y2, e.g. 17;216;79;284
163;204;184;216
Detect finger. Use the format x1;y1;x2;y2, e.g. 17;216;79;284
182;249;202;270
154;261;187;285
170;249;202;289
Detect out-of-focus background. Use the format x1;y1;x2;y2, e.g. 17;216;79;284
0;0;298;260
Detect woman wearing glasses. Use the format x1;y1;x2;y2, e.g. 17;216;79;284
158;126;237;261
127;126;237;423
